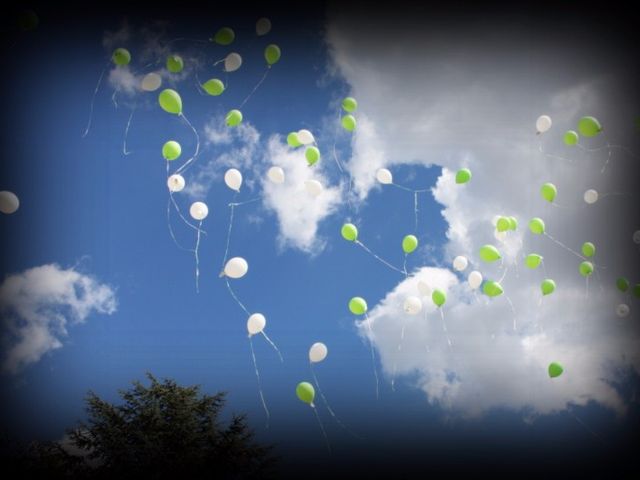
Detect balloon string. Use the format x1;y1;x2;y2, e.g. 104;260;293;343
439;309;452;348
600;141;612;174
169;190;206;234
600;192;633;199
122;107;135;155
111;90;118;109
505;294;517;331
390;183;430;194
239;67;271;109
311;405;331;454
414;191;418;233
225;278;250;316
194;220;203;293
332;109;345;173
260;331;283;363
222;203;236;270
391;321;408;392
82;65;107;138
568;407;600;439
498;265;509;283
403;255;408;277
166;197;195;252
577;143;638;157
541;259;549;279
544;232;585;261
229;198;261;207
194;70;208;96
355;240;405;275
585;276;589;300
175;113;201;176
364;313;380;400
248;336;270;428
537;141;573;164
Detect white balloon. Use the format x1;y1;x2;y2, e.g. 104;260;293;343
494;230;507;242
309;342;328;363
633;230;640;244
417;280;432;297
224;257;248;279
256;17;272;36
304;179;323;197
167;174;185;192
468;270;483;289
224;168;243;191
224;53;242;72
584;189;599;204
189;202;208;220
247;313;266;335
536;115;552;133
376;168;393;185
616;303;630;318
491;215;501;227
0;191;19;214
141;72;162;92
297;129;315;145
453;255;468;271
267;166;285;184
404;296;423;315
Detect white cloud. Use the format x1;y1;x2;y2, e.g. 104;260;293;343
108;66;139;95
0;264;117;374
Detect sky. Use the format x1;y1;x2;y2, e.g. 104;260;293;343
1;2;640;477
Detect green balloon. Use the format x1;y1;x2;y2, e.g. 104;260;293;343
581;242;595;258
202;79;225;96
616;277;629;292
496;217;511;233
633;284;640;298
158;89;182;115
432;289;446;307
342;97;358;113
541;279;556;296
479;244;501;262
162;140;181;161
349;296;367;315
112;48;131;66
483;281;504;298
287;132;302;147
264;44;281;65
17;10;39;31
508;216;518;230
225;109;243;127
529;217;545;235
564;130;579;146
548;362;563;378
213;27;235;45
166;55;184;73
305;146;320;166
525;253;543;269
540;183;557;203
296;382;315;405
341;114;356;132
341;223;358;242
455;168;472;184
579;261;594;277
402;235;418;254
578;116;602;137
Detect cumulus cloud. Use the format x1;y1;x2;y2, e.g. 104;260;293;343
0;264;117;374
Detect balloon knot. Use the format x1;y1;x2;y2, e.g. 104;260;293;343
219;271;226;278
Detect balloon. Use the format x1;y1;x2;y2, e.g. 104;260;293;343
224;53;242;72
453;255;468;271
468;271;483;289
581;242;595;258
296;382;315;405
287;132;302;147
297;129;315;145
483;281;504;297
540;183;557;203
616;304;630;318
402;235;418;254
305;179;324;197
404;296;423;315
376;168;393;185
247;313;266;335
224;168;243;191
141;72;162;92
525;253;543;269
189;202;208;220
309;342;328;363
564;130;579;146
578;116;602;137
579;261;594;277
167;174;185;192
432;289;446;307
0;191;19;214
455;168;472;184
633;230;640;244
267;166;285;184
341;114;356;132
264;44;281;65
508;216;518;230
256;17;272;36
305;147;320;166
342;97;358;113
112;48;131;66
634;284;640;299
529;217;545;235
496;216;511;232
583;189;598;204
166;55;184;73
225;109;243;127
202;79;225;96
541;279;556;296
348;297;367;315
479;244;501;262
616;277;629;292
224;257;249;279
213;27;235;45
536;115;552;134
341;223;358;242
162;140;181;161
417;280;432;297
158;89;182;114
548;362;563;378
17;10;39;31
